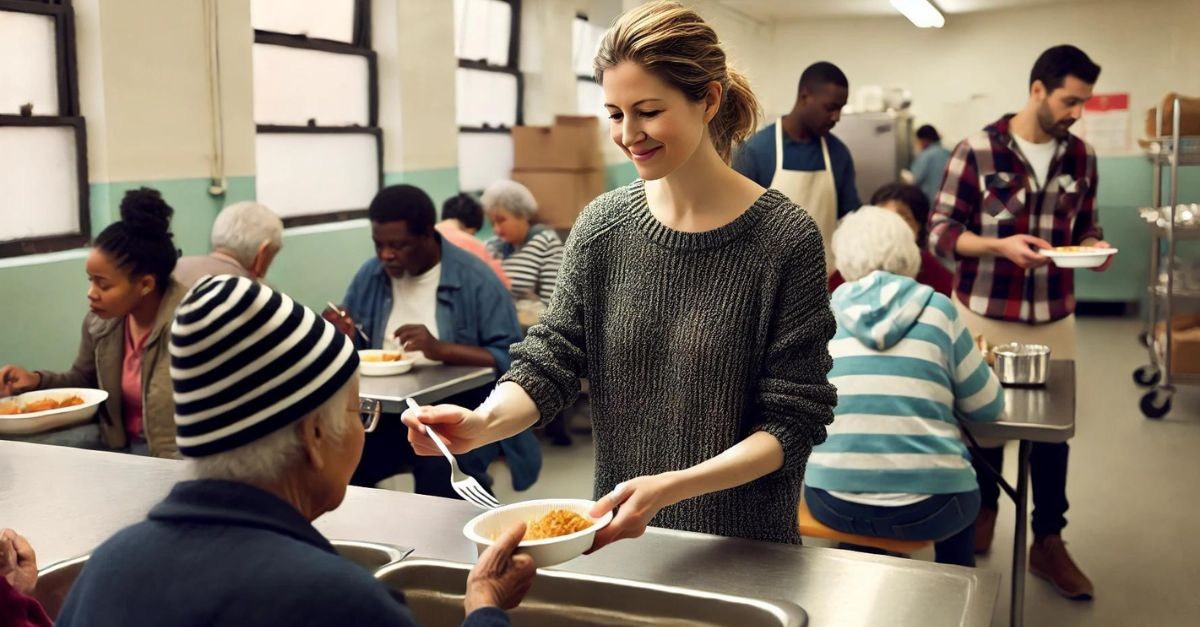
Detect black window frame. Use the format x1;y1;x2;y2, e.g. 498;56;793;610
252;0;380;228
456;0;523;134
0;0;90;258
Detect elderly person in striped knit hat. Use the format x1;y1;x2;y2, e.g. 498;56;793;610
55;276;534;627
803;207;1005;567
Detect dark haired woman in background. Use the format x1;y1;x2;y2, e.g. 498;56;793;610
829;182;954;297
436;193;511;289
0;188;187;458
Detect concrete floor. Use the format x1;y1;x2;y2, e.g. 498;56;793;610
382;316;1200;626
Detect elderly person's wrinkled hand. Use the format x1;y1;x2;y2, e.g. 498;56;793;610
1;528;39;596
465;522;536;613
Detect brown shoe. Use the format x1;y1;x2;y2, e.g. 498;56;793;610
1029;535;1094;600
974;508;998;555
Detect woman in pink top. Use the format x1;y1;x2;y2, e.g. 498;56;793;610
436;193;512;289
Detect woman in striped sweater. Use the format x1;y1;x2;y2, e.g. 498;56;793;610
483;180;564;307
805;207;1004;566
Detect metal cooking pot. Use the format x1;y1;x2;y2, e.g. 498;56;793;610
991;343;1051;386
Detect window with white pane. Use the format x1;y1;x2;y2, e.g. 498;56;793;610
573;14;606;117
455;0;521;192
0;0;89;257
251;0;381;225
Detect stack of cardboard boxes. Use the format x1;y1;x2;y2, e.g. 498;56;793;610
512;115;605;230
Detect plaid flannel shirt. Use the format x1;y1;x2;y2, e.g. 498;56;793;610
928;115;1103;323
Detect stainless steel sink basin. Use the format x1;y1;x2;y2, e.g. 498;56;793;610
32;540;411;619
31;554;87;620
376;559;808;626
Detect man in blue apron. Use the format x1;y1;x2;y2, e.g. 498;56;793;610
734;61;861;274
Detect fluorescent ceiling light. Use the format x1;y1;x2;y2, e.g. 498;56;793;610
890;0;945;28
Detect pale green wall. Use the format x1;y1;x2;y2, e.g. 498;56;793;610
1076;157;1200;303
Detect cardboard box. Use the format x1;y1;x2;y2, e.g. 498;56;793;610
513;116;604;171
1144;93;1200;137
1154;314;1200;375
513;168;605;230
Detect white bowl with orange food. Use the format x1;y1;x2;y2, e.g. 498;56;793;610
0;388;108;435
1039;245;1118;268
357;350;417;376
463;499;614;568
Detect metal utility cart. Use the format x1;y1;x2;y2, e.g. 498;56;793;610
1134;97;1200;418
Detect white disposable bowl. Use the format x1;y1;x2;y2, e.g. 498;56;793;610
357;350;416;376
0;388;108;435
1040;247;1118;269
463;499;613;568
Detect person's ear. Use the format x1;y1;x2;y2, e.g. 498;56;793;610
1030;80;1047;101
139;274;156;297
251;241;276;279
703;81;723;125
299;415;326;472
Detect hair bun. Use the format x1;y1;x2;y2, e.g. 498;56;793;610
119;187;174;235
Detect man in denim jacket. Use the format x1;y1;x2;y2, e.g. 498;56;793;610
326;185;540;497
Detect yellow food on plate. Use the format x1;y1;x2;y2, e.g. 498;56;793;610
361;352;405;363
0;403;18;415
59;395;85;408
1051;246;1100;253
524;509;594;540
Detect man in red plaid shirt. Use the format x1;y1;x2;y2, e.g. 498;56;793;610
929;45;1114;601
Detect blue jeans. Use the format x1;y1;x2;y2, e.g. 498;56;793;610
804;486;981;567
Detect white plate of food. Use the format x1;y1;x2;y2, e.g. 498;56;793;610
0;388;108;435
358;350;417;376
463;498;613;567
1039;246;1118;268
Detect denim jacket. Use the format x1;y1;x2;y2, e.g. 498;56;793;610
343;236;540;490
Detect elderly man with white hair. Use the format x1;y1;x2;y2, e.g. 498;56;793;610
482;180;563;307
803;206;1005;567
55;276;534;627
174;201;284;286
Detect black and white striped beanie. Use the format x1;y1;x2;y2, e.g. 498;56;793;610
169;275;359;458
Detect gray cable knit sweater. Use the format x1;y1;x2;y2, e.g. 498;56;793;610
501;179;837;544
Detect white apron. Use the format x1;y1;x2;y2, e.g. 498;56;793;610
771;119;839;275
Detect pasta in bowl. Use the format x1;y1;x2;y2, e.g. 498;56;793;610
463;499;613;567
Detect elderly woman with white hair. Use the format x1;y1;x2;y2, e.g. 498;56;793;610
803;206;1005;567
55;276;534;627
174;201;284;286
482;180;564;306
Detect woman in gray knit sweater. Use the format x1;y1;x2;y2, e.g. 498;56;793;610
404;2;836;547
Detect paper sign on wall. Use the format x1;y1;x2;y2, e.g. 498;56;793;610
1077;93;1131;155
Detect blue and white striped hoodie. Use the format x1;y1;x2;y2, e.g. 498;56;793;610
806;271;1004;495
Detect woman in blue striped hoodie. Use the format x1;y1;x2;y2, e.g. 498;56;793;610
806;206;1004;566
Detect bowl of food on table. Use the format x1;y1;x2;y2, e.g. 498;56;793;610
357;350;417;376
463;499;613;567
1039;245;1118;268
0;388;108;435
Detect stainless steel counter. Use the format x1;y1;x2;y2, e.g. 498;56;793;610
358;365;495;412
965;360;1075;443
0;440;998;626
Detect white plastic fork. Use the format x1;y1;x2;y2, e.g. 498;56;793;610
405;398;499;510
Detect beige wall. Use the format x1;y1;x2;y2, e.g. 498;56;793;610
766;0;1200;144
375;0;460;172
522;0;580;127
74;0;255;183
